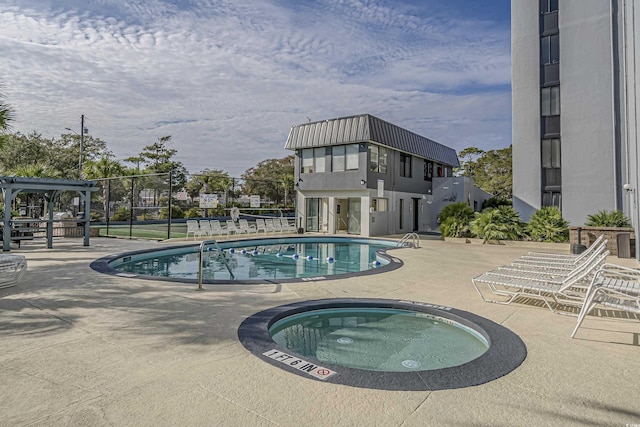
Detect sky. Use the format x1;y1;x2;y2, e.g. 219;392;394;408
0;0;511;177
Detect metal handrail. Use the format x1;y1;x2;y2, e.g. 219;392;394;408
398;232;420;248
198;239;234;290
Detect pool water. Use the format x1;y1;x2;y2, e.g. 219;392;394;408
269;307;489;372
109;238;397;281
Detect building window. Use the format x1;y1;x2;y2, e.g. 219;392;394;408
424;161;433;181
540;0;558;14
332;145;345;172
371;198;388;212
541;86;560;116
369;145;388;173
541;138;561;168
400;153;412;177
301;148;326;173
346;144;359;170
301;149;314;173
541;34;559;65
542;191;561;208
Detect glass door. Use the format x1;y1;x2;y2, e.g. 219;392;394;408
347;198;361;234
306;198;320;232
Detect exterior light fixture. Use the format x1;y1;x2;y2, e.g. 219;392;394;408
360;179;367;185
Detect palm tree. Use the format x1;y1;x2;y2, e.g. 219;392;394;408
0;86;14;133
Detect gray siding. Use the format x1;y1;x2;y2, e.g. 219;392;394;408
285;114;459;167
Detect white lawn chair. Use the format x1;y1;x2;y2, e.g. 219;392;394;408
186;220;199;239
0;254;27;289
571;264;640;338
226;220;241;236
197;220;212;237
280;217;296;232
238;219;257;234
256;218;268;234
263;219;276;233
511;241;608;271
272;218;283;233
523;234;606;260
472;250;610;314
209;220;226;237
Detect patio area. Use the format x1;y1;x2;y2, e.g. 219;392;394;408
1;236;639;426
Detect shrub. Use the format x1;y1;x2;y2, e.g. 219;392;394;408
437;202;474;238
185;208;202;218
482;197;511;210
159;205;185;219
526;206;569;242
110;206;130;221
470;206;524;243
585;210;632;228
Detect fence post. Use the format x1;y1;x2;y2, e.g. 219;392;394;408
167;171;173;240
129;176;134;239
106;178;110;235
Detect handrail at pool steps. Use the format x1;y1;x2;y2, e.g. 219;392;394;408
198;239;234;290
398;233;420;248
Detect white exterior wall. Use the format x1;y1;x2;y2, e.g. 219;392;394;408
512;0;542;221
560;1;619;225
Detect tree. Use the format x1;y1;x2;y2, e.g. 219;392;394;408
470;205;524;243
185;169;233;199
137;135;187;190
241;155;295;206
455;146;512;199
83;155;126;220
437;202;474;238
0;86;14;135
454;147;484;178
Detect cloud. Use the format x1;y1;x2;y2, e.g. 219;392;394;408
0;0;511;176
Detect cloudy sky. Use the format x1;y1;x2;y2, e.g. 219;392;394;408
0;0;511;177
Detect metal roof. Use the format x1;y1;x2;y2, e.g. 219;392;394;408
284;114;459;167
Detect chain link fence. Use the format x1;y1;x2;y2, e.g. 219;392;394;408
89;172;295;239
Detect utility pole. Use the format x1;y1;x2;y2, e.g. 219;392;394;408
79;114;85;179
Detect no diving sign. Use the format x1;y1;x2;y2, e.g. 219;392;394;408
262;349;337;380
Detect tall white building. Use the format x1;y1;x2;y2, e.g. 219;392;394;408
512;0;640;259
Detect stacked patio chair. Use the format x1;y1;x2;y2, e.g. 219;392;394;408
264;219;277;233
226;220;242;236
197;220;212;238
272;219;283;233
472;248;610;314
255;219;268;234
571;264;640;338
0;254;27;289
186;220;200;239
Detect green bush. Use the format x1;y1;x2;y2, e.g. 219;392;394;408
482;197;511;210
526;206;569;242
585;210;632;228
159;205;185;219
470;206;524;243
437;202;474;238
110;206;130;221
185;208;202;218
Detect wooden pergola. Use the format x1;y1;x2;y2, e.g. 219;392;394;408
0;177;99;251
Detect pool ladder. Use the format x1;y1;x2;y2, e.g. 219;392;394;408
198;239;234;290
398;233;420;248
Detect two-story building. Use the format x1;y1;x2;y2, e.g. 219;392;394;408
285;114;489;236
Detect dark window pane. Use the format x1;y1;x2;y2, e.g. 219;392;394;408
550;0;558;12
541;37;550;64
542;63;560;85
550;35;559;63
543;11;558;34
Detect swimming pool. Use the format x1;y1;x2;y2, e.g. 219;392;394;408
91;236;405;284
238;298;527;390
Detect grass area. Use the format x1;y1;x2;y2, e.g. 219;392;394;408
95;224;187;240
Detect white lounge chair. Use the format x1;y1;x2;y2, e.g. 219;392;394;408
512;240;608;271
0;254;27;289
523;234;606;259
263;219;276;233
280;218;296;232
186;220;199;239
571;264;640;338
209;220;226;237
238;219;257;234
272;218;283;233
197;220;212;237
226;220;241;236
472;250;610;314
256;218;268;234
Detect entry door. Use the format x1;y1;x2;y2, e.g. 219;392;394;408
305;198;320;232
347;198;361;235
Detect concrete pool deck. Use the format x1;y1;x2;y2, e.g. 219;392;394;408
1;236;639;426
